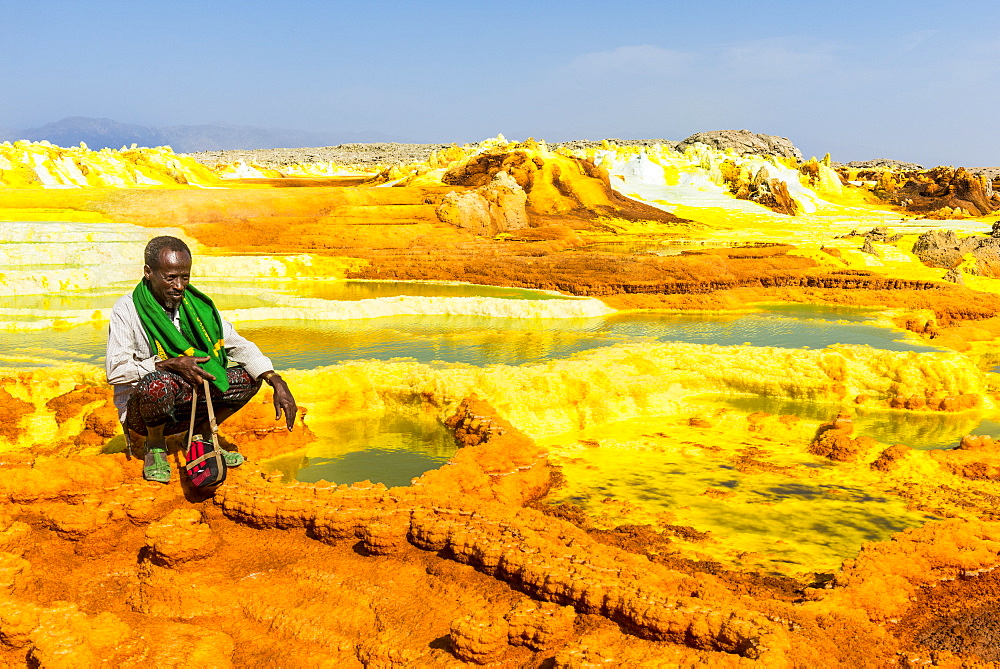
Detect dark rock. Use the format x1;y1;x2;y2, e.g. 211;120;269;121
551;138;680;152
861;166;1000;218
844;159;924;170
943;267;965;284
860;238;880;257
677;130;803;160
913;229;1000;278
913;230;970;269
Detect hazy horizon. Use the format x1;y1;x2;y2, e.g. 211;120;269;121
4;0;999;166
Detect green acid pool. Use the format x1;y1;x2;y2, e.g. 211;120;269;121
0;301;941;369
259;413;457;488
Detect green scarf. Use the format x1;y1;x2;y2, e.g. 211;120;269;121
133;279;230;392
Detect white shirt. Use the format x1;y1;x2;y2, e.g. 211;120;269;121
106;293;273;422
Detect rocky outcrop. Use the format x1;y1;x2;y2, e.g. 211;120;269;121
212;472;787;663
913;230;974;268
678;129;803;161
449;601;576;663
438;141;689;227
844;159;924;170
410;505;792;662
808;414;877;462
721;161;800;215
0;388;34;442
870;444;912;472
913;229;1000;278
850;166;1000;218
435;171;529;236
930;435;1000;481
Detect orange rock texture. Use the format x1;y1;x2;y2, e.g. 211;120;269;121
0;387;34;442
4;378;1000;665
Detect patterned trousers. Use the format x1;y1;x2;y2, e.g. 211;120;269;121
125;367;262;436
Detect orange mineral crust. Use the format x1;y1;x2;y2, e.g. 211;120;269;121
1;383;1000;665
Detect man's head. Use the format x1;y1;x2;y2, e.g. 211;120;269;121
143;236;192;311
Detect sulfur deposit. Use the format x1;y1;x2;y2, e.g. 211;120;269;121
4;135;1000;666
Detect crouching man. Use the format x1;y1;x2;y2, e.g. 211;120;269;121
106;235;296;483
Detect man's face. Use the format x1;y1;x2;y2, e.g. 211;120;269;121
144;249;192;311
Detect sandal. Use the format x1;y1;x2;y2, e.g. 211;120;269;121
143;449;171;484
220;449;244;468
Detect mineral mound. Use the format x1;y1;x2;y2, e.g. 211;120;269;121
678;129;804;160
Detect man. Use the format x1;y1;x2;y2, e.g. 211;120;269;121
106;235;297;483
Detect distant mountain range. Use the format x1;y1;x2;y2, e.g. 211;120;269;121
1;117;407;153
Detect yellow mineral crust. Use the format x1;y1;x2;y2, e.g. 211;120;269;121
211;159;381;179
0;141;223;188
0;337;987;457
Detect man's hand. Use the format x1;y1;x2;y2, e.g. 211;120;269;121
264;373;297;431
155;355;215;391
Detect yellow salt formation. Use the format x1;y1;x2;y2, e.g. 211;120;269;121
209;160;381;179
210;160;284;179
0;141;223;188
3;338;984;456
253;342;988;452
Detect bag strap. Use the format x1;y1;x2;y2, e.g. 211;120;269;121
187;381;198;442
186;379;225;477
203;378;218;438
186;378;219;441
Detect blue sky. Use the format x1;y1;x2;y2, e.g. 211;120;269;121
3;0;999;166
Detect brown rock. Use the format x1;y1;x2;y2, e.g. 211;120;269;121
871;444;911;472
957;434;996;452
678;130;803;160
506;601;576;651
449;612;510;664
726;165;800;215
436;171;529;236
867;166;1000;218
809;414;879;462
145;508;219;566
0;388;35;442
360;518;410;555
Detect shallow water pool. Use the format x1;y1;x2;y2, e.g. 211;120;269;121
0;303;940;369
693;393;1000;450
259;413;457;487
545;441;938;573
